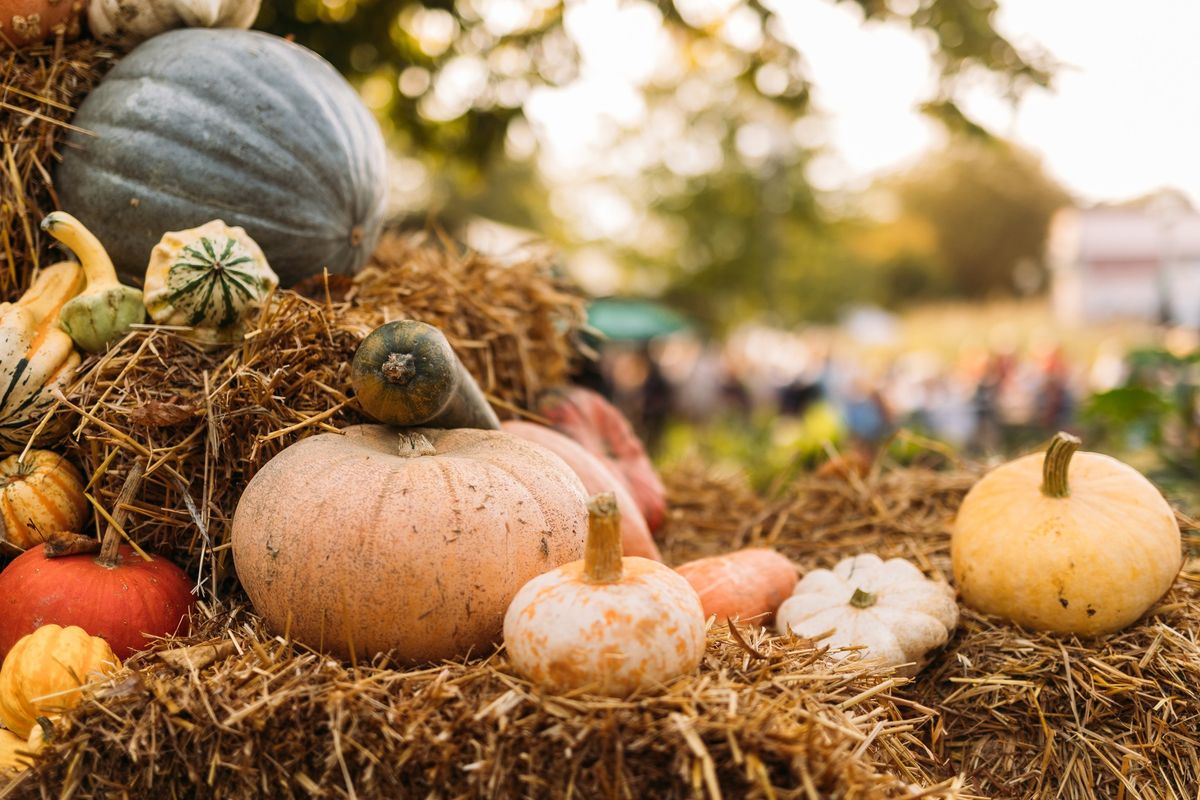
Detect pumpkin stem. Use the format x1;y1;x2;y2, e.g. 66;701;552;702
584;492;623;584
849;588;877;609
397;431;437;458
381;352;417;385
97;460;146;568
1040;431;1081;499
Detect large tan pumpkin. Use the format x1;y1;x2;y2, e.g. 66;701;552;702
953;432;1182;636
232;425;588;662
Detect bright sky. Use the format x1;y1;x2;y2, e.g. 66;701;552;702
775;0;1200;205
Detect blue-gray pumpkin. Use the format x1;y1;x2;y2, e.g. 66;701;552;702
56;28;387;287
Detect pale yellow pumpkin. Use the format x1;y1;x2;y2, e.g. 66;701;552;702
0;450;87;550
952;432;1182;636
0;625;120;738
503;493;706;697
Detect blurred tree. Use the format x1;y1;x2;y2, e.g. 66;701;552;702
887;139;1070;298
260;0;1055;330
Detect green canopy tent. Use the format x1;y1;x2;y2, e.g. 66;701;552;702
585;297;689;341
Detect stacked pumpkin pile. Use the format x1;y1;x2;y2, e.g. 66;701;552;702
1;4;1199;799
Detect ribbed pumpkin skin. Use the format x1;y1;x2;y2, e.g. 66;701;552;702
0;624;120;738
58;29;387;287
501;421;660;561
0;544;195;661
231;425;588;663
0;450;87;550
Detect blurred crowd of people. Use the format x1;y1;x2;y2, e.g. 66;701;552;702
583;325;1139;456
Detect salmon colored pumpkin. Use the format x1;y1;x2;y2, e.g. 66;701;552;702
952;432;1182;636
675;549;798;625
0;450;86;551
0;625;120;738
232;425;588;662
0;0;84;48
537;386;668;533
0;463;195;660
501;420;660;561
503;493;705;697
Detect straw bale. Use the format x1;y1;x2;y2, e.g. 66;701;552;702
4;610;961;799
0;39;116;299
661;454;1200;799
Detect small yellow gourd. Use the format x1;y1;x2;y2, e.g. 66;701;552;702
0;262;85;454
0;625;120;738
42;212;145;354
143;220;279;345
0;727;34;774
952;432;1182;635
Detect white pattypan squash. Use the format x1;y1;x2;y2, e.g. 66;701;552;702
88;0;260;47
777;554;958;676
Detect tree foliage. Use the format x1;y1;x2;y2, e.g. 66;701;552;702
260;0;1058;330
888;139;1070;298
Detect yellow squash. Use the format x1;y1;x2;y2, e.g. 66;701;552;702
0;625;120;738
0;450;88;550
0;263;85;455
952;432;1182;636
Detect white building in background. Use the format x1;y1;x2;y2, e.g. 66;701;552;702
1049;190;1200;327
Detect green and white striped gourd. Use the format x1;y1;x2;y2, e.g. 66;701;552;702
143;220;279;345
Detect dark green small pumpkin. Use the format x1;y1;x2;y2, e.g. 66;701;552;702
57;28;387;287
351;321;500;430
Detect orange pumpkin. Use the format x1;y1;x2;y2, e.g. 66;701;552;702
675;548;798;625
0;624;120;738
0;0;84;48
0;727;35;773
232;425;588;662
501;420;660;561
0;450;87;550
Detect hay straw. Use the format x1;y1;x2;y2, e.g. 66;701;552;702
7;609;961;799
55;231;585;591
660;455;1200;798
0;39;116;300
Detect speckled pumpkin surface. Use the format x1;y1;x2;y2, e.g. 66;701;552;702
503;556;706;696
231;425;588;662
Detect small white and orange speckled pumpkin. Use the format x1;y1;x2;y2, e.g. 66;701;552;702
503;493;706;697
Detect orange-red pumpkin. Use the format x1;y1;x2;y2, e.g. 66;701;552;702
0;463;194;660
232;425;588;662
0;0;84;48
501;420;660;562
537;386;668;533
